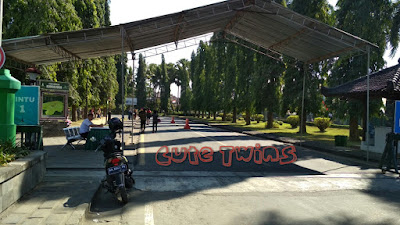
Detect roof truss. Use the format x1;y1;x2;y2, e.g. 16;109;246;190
2;0;377;66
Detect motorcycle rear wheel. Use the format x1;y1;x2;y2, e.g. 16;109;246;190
120;187;128;204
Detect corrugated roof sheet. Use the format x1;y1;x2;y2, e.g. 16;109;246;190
2;0;377;65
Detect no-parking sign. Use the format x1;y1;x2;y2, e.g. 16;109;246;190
0;46;5;69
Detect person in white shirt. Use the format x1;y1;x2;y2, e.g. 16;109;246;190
80;113;103;138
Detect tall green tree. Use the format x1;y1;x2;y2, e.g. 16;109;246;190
146;63;161;109
213;37;230;121
203;43;218;118
115;54;129;112
160;55;169;113
3;0;82;81
190;51;200;117
166;63;178;111
71;0;117;118
191;43;207;118
329;0;391;140
136;54;147;109
177;59;192;114
3;0;118;120
283;0;335;133
253;54;284;128
225;42;239;122
236;46;255;125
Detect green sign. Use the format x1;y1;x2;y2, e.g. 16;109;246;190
15;86;40;125
39;80;69;92
41;92;67;118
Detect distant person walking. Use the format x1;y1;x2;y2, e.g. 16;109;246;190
97;108;102;118
146;108;152;125
139;108;147;132
152;110;159;133
128;109;132;120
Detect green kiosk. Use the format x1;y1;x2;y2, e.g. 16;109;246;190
0;69;21;145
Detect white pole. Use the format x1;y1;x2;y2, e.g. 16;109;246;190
366;46;370;162
121;27;125;151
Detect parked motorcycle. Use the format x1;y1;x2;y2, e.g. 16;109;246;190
94;117;135;204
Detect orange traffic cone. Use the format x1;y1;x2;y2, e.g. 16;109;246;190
184;119;190;129
171;116;175;123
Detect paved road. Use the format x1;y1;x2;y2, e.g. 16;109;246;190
86;117;400;225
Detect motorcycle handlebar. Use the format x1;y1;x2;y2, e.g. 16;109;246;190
94;131;121;152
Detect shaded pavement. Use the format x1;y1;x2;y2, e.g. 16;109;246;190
0;117;139;225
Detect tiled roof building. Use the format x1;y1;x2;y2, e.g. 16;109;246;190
322;64;400;100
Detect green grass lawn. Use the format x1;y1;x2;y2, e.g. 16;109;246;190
182;116;360;147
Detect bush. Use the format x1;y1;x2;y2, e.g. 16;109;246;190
314;117;331;132
226;113;233;121
287;115;299;128
277;121;283;125
0;140;30;166
218;112;224;118
255;114;264;123
265;121;281;128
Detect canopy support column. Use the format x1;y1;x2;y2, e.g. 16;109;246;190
301;63;307;143
131;52;135;134
366;46;371;162
121;27;125;151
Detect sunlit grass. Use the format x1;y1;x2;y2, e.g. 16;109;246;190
183;116;359;147
70;117;107;127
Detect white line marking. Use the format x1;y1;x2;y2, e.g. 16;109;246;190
192;130;226;146
145;204;154;225
124;150;136;156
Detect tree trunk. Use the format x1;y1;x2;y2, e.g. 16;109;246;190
103;107;107;122
84;107;88;119
299;108;307;134
213;112;216;120
201;111;204;118
71;105;77;122
362;102;367;141
232;107;237;123
245;108;251;125
222;111;226;121
266;111;273;128
207;111;211;119
349;115;359;141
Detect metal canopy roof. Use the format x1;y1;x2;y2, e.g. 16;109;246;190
2;0;377;66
